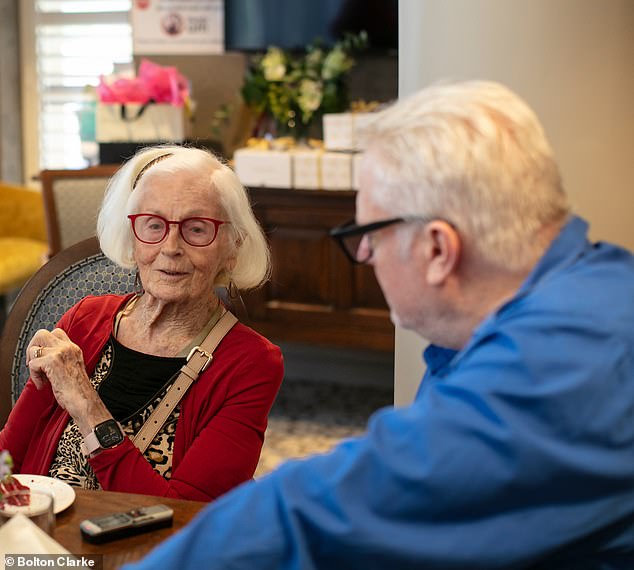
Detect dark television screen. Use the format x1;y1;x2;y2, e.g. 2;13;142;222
224;0;398;52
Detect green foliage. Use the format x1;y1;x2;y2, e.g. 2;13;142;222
210;103;234;140
241;31;368;137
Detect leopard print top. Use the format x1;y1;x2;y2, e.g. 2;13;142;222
48;340;180;489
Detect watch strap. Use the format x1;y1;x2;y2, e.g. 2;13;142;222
81;420;124;457
132;310;237;454
80;430;101;457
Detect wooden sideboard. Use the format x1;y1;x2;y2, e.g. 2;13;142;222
243;187;393;351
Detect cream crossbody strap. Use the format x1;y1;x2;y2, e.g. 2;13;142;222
132;311;238;454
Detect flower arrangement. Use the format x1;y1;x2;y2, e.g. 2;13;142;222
97;58;191;108
241;32;368;140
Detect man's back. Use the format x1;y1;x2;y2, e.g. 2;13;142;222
415;216;634;567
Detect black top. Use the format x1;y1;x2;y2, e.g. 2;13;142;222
98;337;185;422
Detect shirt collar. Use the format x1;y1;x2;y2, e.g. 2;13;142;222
423;344;457;376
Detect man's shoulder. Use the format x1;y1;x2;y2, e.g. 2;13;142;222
521;240;634;333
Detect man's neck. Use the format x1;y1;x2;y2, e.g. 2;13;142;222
426;265;531;350
448;221;566;349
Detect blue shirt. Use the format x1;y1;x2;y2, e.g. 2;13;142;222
126;216;634;569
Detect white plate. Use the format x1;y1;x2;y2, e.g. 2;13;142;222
13;474;76;514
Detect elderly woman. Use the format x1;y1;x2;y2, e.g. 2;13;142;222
0;146;284;501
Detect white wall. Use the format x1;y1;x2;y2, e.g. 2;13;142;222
395;0;634;405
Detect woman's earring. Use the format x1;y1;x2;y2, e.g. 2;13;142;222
214;280;247;321
134;271;144;296
228;280;239;300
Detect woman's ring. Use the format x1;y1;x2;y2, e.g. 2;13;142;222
34;346;43;359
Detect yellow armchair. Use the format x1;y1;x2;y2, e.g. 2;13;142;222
0;182;48;321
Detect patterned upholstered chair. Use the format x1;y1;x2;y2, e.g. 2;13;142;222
40;165;119;257
0;237;135;426
0;182;48;328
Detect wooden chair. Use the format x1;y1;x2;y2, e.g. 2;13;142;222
40;165;119;257
0;237;135;426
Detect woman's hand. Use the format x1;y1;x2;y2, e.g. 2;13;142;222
26;329;112;435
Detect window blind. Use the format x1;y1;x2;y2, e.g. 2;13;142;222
35;1;132;169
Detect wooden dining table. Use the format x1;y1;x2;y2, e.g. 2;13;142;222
53;488;208;570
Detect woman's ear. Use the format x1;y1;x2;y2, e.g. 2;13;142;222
420;220;461;286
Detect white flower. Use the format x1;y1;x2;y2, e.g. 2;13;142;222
261;47;287;82
305;48;324;71
298;79;323;116
321;47;351;80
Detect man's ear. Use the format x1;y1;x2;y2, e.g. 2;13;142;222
420;220;461;286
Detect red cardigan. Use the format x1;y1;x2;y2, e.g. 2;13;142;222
0;294;283;501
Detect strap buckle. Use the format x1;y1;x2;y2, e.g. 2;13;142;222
186;345;213;373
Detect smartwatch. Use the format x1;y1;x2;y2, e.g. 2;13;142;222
81;420;125;457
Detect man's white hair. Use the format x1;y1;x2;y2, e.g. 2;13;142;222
362;80;570;271
97;145;270;290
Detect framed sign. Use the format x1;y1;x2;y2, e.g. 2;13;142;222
132;0;224;55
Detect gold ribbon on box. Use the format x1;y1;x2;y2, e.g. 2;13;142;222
350;100;381;113
314;148;324;190
246;137;324;151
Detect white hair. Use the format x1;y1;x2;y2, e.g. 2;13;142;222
97;145;270;290
361;80;570;271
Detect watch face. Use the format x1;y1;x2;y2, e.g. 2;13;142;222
95;420;125;448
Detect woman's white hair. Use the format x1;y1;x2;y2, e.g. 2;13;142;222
97;145;270;290
362;80;570;271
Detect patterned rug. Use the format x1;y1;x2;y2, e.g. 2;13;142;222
255;379;393;477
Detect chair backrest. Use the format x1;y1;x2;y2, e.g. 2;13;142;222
40;165;119;257
0;237;135;426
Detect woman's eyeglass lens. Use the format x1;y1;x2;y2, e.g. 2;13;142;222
128;214;226;247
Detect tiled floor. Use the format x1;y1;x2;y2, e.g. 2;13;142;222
255;378;394;477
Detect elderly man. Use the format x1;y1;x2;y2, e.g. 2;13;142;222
126;81;634;569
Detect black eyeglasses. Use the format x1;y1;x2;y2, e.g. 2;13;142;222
128;214;228;247
330;216;436;264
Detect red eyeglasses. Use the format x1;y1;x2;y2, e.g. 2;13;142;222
128;214;228;247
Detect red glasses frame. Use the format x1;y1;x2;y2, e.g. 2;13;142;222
128;213;228;247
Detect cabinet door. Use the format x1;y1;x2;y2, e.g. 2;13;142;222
243;188;394;351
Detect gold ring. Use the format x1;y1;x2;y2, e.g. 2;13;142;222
34;346;42;359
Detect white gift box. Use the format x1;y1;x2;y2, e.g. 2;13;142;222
292;150;322;190
96;103;187;142
321;152;353;190
352;152;365;190
233;148;293;188
292;150;353;191
323;113;375;151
